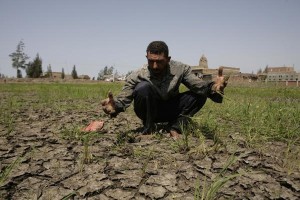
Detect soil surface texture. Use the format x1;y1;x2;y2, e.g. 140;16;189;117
1;96;300;200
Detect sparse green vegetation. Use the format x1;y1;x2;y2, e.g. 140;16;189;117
194;154;241;200
196;85;300;146
0;156;22;187
0;81;299;199
1;82;298;148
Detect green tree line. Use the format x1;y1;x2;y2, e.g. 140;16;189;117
8;40;129;80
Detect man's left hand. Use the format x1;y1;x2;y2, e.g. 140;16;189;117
212;67;229;94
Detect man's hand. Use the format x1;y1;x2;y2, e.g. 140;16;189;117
212;67;229;94
101;92;117;117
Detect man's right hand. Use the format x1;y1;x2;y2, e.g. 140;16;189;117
101;92;118;117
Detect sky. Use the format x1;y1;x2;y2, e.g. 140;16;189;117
1;0;300;78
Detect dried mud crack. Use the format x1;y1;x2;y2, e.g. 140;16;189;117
1;96;300;200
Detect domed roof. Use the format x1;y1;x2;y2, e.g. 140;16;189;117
199;54;208;68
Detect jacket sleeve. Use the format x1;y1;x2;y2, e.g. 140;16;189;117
114;72;139;112
182;65;223;103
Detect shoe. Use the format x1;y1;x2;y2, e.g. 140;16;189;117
141;123;156;134
142;127;153;135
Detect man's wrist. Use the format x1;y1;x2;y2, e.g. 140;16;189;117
115;101;125;113
209;82;218;94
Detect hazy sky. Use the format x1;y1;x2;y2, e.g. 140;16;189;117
1;0;299;78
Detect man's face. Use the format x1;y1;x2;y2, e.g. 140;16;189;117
146;52;170;75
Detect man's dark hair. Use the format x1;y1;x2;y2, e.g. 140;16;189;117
146;41;169;57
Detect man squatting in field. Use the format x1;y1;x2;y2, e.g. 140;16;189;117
101;41;228;139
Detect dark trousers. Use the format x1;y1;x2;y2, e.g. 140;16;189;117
133;81;207;133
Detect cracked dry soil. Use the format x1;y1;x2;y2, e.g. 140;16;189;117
0;95;300;200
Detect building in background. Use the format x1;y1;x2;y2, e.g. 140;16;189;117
78;75;91;80
266;66;299;81
192;54;242;81
45;72;90;80
51;72;72;79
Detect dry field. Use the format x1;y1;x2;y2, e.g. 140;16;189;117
0;81;299;199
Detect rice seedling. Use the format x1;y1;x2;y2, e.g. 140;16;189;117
194;154;241;200
0;109;14;135
83;134;93;164
0;89;22;131
60;124;83;141
0;156;22;187
0;149;32;187
133;147;156;175
61;191;77;200
77;132;100;172
173;121;191;153
282;138;300;175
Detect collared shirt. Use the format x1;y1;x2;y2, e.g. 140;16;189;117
115;60;221;111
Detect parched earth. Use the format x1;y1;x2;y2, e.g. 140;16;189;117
0;97;300;200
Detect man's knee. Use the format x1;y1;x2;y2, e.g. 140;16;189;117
180;91;207;116
133;81;157;122
133;81;154;97
184;91;206;104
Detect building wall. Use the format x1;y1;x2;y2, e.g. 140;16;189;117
51;72;72;79
267;73;299;81
219;66;240;75
191;66;240;76
265;66;299;81
267;66;295;73
192;55;241;76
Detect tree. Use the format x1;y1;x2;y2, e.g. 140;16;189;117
107;66;114;75
45;64;53;78
257;68;262;74
17;69;23;78
263;65;269;73
71;65;78;79
26;54;43;78
97;69;105;80
9;40;29;78
97;65;114;80
114;70;119;78
61;68;65;79
103;66;108;75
